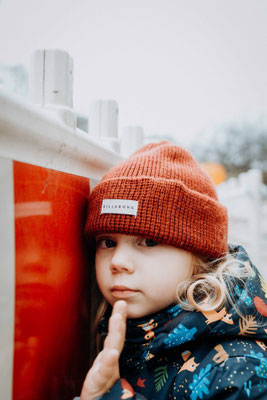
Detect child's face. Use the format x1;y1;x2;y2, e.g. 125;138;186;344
95;233;193;318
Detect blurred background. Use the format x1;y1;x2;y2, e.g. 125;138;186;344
1;2;267;398
0;0;267;181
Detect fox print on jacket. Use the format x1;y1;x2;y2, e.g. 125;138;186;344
76;245;267;399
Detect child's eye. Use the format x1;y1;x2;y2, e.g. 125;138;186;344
140;238;158;247
96;238;116;248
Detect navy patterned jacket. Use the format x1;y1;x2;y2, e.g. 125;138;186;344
77;245;267;399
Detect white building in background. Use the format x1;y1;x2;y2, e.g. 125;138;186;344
0;64;29;98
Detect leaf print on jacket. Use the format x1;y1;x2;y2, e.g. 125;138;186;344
244;380;252;397
154;366;168;392
168;304;183;317
238;315;258;336
234;285;252;305
189;364;212;400
163;324;197;347
248;351;267;379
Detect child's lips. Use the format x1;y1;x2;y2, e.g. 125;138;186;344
111;285;139;299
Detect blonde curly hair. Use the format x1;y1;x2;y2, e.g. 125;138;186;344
176;251;252;315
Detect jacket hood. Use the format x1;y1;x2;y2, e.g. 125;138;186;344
98;245;267;367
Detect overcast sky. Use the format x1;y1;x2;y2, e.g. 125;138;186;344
1;0;267;145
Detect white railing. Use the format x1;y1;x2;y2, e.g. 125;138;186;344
0;49;145;174
217;169;267;279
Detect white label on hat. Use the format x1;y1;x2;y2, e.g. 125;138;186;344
101;199;138;217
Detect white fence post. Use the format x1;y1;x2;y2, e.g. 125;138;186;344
121;126;145;157
29;49;76;129
89;100;120;153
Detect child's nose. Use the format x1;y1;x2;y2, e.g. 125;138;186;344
109;248;135;274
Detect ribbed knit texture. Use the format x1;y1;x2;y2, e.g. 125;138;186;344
85;140;228;259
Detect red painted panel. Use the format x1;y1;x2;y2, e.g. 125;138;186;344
13;161;90;400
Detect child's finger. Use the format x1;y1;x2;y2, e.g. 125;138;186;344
81;305;126;399
106;312;126;345
104;301;127;352
109;300;127;323
106;301;127;341
113;299;127;315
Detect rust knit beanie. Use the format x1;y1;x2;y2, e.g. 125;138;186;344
85;140;228;259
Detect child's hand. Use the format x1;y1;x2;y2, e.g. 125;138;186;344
80;300;127;400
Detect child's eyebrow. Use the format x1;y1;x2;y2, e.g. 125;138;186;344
95;234;104;239
95;234;113;240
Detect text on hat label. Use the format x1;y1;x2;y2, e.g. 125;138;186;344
101;199;138;217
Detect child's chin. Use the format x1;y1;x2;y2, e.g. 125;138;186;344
125;306;145;319
126;306;157;319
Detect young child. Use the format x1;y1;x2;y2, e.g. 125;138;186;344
76;141;267;399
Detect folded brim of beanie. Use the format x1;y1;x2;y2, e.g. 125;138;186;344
85;176;228;260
